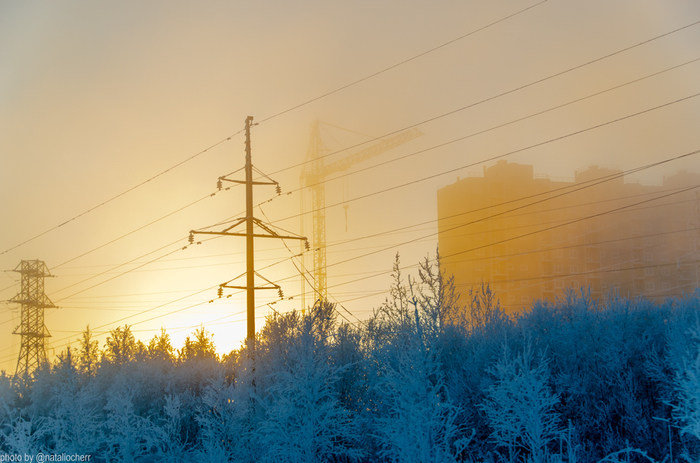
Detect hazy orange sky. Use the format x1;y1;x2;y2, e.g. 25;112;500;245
1;0;700;371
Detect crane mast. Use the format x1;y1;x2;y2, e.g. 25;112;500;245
299;121;422;308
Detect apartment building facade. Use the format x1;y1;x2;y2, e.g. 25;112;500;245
437;160;699;314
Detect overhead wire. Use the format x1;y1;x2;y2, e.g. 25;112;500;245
270;92;700;226
42;143;700;347
14;36;694;303
261;18;700;177
0;0;553;264
275;56;700;200
256;0;550;124
0;131;244;258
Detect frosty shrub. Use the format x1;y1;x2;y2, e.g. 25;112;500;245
673;319;700;441
258;307;363;463
103;390;159;462
373;324;469;463
481;342;561;463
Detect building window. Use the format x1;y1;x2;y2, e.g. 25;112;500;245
612;252;620;259
662;282;670;290
645;282;655;291
555;265;563;273
602;282;608;289
661;267;671;276
521;296;529;302
554;250;563;259
507;264;514;271
520;281;528;287
569;265;579;273
509;296;515;302
571;280;580;289
569;250;579;259
644;252;653;262
600;251;606;259
476;263;486;271
555;281;565;289
520;265;528;271
644;268;654;276
660;252;669;262
643;237;653;246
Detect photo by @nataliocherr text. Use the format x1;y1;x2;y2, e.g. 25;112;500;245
0;454;91;462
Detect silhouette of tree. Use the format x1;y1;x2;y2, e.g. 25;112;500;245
148;327;175;362
77;325;100;376
179;327;217;362
103;325;137;365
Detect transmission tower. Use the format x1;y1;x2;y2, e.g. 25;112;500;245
190;116;308;342
299;121;422;308
10;260;56;378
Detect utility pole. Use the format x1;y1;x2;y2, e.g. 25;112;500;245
190;116;308;342
245;116;255;340
11;260;56;379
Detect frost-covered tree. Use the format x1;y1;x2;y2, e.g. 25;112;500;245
148;327;176;363
179;327;218;362
78;325;100;377
373;307;468;463
673;319;700;443
45;380;104;456
258;305;363;463
103;324;137;365
481;343;561;463
103;390;159;461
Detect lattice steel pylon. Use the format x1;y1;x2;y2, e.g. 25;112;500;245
10;260;55;378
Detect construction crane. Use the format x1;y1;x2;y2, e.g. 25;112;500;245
299;120;423;308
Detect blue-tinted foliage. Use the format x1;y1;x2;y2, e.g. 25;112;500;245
1;258;699;463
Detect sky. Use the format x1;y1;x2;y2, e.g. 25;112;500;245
1;0;700;372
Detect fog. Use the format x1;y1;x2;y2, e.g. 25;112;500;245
1;0;699;370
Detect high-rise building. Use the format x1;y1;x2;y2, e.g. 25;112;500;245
437;161;700;315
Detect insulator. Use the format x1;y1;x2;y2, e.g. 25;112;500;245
189;232;194;244
217;179;223;190
217;286;223;298
304;240;310;251
278;288;284;299
275;184;281;195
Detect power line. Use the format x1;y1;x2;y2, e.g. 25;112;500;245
263;18;700;177
256;0;550;124
271;92;700;226
0;0;551;264
54;191;218;269
0;131;243;257
281;56;700;199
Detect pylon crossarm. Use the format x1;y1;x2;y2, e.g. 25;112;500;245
220;178;278;186
220;217;247;233
223;284;280;290
220;272;247;287
195;230;307;241
253;271;280;289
